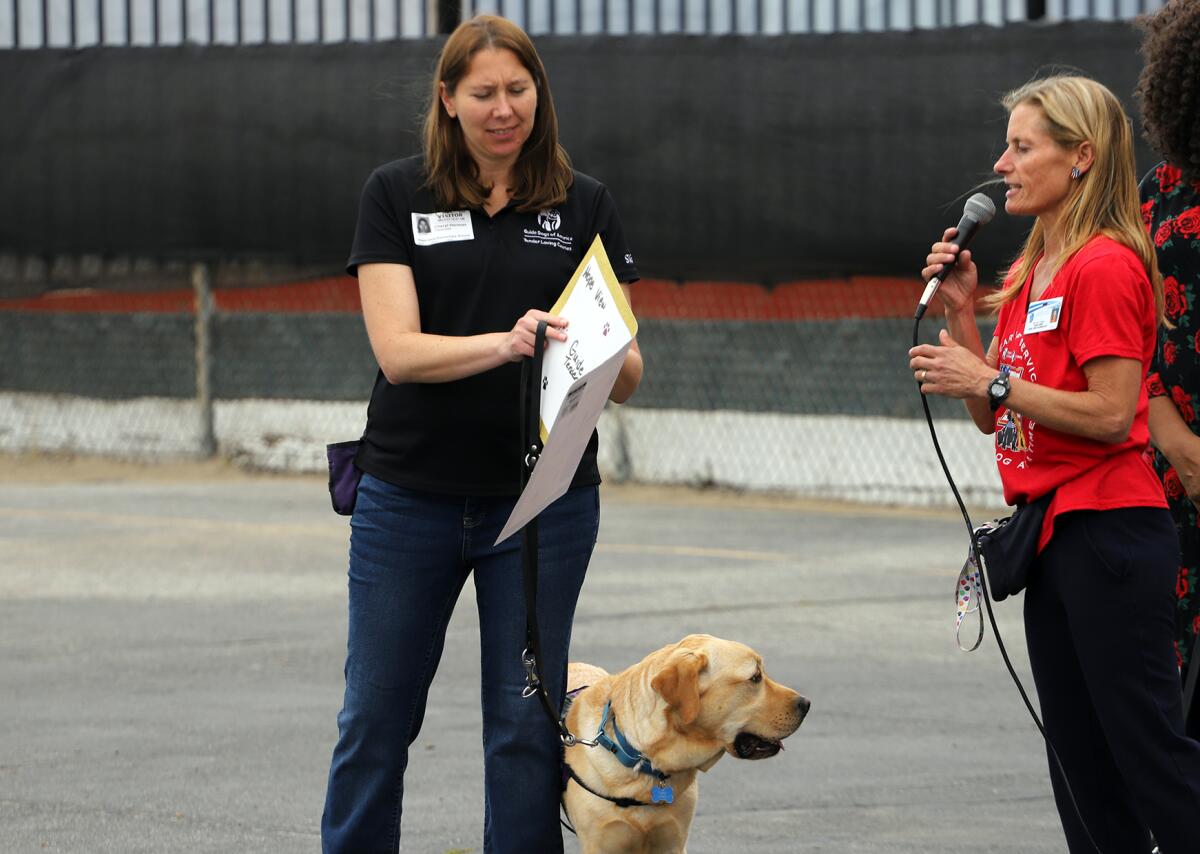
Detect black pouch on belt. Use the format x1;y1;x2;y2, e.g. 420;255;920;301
974;490;1055;602
326;439;363;516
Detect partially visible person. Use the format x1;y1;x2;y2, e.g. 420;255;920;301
1136;0;1200;740
320;14;642;854
909;74;1200;852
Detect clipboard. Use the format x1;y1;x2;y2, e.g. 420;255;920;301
495;236;636;545
537;234;638;442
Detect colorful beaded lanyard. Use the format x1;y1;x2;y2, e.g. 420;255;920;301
955;552;984;652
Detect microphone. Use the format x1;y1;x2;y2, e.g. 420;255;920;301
915;192;996;319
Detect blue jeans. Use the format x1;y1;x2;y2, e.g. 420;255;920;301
321;475;599;854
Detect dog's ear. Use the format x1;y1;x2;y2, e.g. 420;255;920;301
651;651;708;725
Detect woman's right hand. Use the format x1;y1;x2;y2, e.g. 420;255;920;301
922;227;979;313
500;309;569;361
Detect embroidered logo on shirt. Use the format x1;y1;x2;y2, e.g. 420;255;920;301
524;209;573;252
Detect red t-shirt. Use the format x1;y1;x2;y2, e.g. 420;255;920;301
991;236;1166;551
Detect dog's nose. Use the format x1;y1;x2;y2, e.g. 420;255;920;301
796;695;811;720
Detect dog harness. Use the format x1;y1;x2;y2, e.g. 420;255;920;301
560;699;674;811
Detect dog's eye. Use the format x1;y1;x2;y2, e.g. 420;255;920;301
750;671;762;684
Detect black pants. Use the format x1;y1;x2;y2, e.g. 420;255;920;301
1025;507;1200;854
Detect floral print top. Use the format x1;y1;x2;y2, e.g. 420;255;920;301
1142;160;1200;676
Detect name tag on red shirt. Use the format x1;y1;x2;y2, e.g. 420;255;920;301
1024;297;1063;334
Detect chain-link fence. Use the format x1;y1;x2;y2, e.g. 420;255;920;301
3;15;1153;510
0;266;1006;507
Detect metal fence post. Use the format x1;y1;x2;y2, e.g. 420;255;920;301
191;261;217;458
610;403;633;483
436;0;459;33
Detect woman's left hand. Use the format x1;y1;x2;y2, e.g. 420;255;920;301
500;309;569;362
908;328;992;400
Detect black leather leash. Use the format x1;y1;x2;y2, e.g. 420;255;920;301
518;320;580;746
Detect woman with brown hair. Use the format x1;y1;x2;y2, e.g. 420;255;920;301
1137;0;1200;743
909;74;1200;852
320;15;642;853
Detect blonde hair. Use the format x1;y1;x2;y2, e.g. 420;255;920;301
982;75;1163;323
422;14;572;212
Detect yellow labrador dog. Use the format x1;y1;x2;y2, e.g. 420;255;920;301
561;634;809;854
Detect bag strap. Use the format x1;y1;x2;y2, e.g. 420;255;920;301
518;321;576;744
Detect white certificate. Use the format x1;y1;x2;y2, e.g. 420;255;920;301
538;235;638;440
495;235;637;545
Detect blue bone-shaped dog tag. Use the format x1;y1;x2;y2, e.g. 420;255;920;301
651;785;674;805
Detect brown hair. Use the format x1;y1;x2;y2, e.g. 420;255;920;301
422;15;573;212
1136;0;1200;183
981;75;1163;324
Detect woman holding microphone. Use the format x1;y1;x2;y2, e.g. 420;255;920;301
908;75;1200;852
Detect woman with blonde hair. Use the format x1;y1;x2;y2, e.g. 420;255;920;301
909;74;1200;852
321;14;642;853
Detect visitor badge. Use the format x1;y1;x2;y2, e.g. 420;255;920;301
1024;297;1063;334
412;211;475;246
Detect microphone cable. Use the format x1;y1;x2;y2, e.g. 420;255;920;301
911;310;1106;854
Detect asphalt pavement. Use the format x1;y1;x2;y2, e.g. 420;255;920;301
0;457;1065;853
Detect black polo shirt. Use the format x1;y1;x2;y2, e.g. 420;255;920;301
347;155;639;496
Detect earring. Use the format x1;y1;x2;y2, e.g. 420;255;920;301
1070;166;1082;179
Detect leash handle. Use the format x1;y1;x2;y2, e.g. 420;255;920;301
521;319;547;481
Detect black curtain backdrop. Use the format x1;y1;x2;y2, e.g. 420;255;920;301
0;21;1154;284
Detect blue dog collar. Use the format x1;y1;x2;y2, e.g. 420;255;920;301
595;701;671;784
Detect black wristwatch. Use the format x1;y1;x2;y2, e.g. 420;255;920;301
987;369;1011;412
